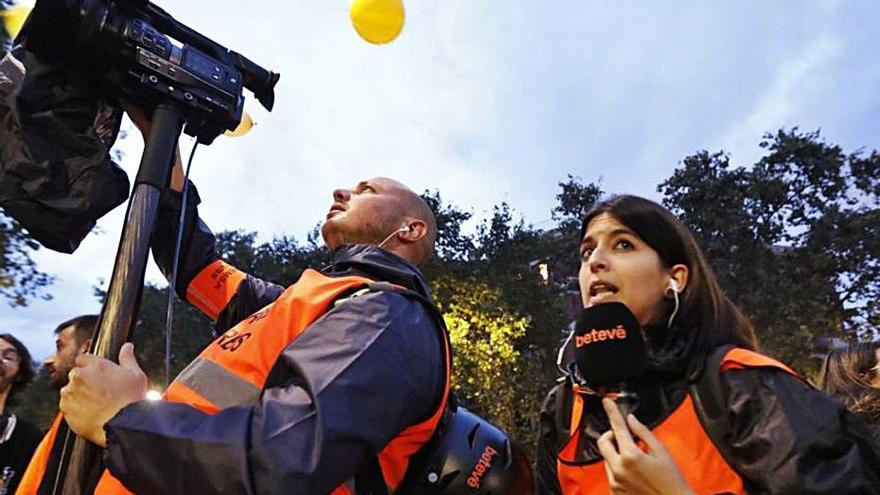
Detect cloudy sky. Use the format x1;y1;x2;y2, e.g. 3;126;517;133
4;0;879;362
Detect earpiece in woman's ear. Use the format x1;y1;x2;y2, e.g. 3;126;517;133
666;279;680;328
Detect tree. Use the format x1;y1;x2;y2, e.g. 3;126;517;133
0;214;53;306
433;276;537;442
422;183;603;448
660;129;880;372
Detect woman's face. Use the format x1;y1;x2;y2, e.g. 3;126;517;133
579;213;678;326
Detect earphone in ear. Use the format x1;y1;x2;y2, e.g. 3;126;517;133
377;224;413;249
667;279;681;328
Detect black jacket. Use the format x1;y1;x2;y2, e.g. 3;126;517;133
102;186;446;494
0;412;41;495
535;349;880;494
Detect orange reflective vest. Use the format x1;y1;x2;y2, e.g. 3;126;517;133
18;261;450;495
557;348;798;495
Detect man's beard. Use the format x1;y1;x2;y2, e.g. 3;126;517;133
48;368;69;390
325;216;400;250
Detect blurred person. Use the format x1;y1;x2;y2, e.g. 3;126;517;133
14;315;96;495
818;342;880;444
43;315;96;390
536;195;880;494
0;334;41;495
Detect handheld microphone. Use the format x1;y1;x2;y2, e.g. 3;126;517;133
574;302;647;416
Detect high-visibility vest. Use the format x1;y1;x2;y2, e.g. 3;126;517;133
18;262;450;495
556;348;797;495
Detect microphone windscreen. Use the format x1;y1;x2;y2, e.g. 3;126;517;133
574;302;647;389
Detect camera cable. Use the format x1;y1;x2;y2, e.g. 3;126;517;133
164;138;199;387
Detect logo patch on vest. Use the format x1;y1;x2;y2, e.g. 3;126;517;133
217;329;252;352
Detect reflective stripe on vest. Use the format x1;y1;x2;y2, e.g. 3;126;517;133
84;268;449;494
556;348;796;494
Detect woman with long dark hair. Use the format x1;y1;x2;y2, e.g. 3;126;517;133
535;195;880;494
818;342;880;444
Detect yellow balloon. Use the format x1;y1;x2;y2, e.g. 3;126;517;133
2;5;32;39
349;0;404;45
224;112;254;138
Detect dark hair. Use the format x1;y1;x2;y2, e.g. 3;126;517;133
581;195;758;357
0;333;36;406
55;314;99;346
817;342;880;424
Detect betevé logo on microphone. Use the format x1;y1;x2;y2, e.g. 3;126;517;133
575;324;627;347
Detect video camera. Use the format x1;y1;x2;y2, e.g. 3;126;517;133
18;0;279;144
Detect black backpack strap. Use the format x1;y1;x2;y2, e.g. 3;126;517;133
687;345;741;479
553;376;575;449
355;456;391;495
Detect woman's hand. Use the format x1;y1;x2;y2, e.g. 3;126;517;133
597;398;695;495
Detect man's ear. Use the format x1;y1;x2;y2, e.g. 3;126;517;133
79;338;93;355
399;219;427;243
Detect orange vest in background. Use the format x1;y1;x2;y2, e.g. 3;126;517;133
556;348;797;495
18;262;450;495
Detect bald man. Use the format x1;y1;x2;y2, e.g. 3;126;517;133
47;159;449;493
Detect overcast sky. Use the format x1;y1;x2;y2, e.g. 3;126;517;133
4;0;879;363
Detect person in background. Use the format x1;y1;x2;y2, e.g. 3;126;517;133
817;342;880;444
0;333;41;495
43;315;96;390
13;315;96;494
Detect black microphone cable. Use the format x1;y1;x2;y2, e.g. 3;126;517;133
164;138;199;387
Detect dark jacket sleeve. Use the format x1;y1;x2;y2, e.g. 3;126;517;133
103;290;445;495
722;368;880;493
151;182;284;328
535;385;564;495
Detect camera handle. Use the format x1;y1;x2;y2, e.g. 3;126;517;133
54;104;184;495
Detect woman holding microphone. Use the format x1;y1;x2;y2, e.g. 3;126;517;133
535;195;880;494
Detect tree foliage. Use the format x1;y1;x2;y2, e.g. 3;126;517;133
661;128;880;372
434;276;535;434
0;213;53;306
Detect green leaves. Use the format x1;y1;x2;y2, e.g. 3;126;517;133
0;213;53;306
662;128;880;372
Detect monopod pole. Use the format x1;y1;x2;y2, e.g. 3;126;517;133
54;103;183;495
